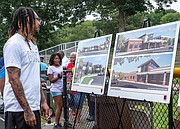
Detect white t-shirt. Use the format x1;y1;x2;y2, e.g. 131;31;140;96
3;33;41;112
47;65;63;92
62;56;69;67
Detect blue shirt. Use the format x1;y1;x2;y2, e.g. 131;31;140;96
40;62;47;71
0;66;5;79
0;57;4;68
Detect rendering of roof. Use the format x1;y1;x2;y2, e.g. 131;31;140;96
137;59;160;68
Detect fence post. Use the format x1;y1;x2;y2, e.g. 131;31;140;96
63;67;68;128
168;89;174;129
46;88;51;124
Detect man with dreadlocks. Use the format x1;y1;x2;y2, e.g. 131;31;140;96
3;7;50;129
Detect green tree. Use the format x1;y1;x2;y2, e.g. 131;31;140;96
126;12;147;31
160;12;180;24
0;0;92;55
0;22;8;56
92;0;178;41
93;0;148;32
0;0;178;57
126;8;179;30
92;0;177;32
48;21;96;45
119;72;125;80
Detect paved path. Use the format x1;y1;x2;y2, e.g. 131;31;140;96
0;96;94;129
0;113;5;129
0;110;94;129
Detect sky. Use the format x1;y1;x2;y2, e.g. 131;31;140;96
151;0;180;13
119;22;178;40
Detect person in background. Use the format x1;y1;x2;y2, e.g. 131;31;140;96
0;57;5;97
3;7;50;129
66;52;76;116
0;57;4;69
66;52;85;123
40;55;47;71
58;50;69;67
0;66;5;97
47;53;63;128
86;94;95;121
40;55;48;89
0;57;5;112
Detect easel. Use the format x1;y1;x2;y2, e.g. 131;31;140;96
113;98;126;129
60;67;73;129
142;17;175;129
105;68;130;129
62;67;86;129
72;29;102;129
110;18;153;129
72;92;84;129
92;29;101;129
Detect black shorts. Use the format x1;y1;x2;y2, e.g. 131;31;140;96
5;110;41;129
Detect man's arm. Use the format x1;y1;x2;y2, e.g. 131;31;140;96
0;78;5;96
40;86;46;104
7;67;36;126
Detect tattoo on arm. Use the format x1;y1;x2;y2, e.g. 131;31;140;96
7;67;31;113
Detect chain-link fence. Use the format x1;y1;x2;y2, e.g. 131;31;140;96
42;76;180;129
41;67;180;129
40;40;180;129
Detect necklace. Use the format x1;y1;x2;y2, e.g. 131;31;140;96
26;40;31;50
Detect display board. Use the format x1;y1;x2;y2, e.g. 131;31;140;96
108;21;180;103
72;34;112;94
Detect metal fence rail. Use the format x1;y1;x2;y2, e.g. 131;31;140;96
39;41;78;64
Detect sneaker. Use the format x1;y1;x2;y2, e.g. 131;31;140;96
65;122;72;128
0;104;4;114
53;123;62;129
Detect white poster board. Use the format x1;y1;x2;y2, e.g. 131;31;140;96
108;21;180;103
72;34;112;94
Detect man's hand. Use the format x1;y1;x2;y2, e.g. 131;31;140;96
177;106;180;120
24;110;36;126
177;106;180;113
41;102;50;120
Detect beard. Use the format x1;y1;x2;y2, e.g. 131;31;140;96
33;28;40;36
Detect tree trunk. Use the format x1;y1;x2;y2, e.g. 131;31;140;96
118;10;126;32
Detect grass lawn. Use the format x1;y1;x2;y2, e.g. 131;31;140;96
132;78;180;129
81;77;92;84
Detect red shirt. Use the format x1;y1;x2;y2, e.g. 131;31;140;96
66;62;77;94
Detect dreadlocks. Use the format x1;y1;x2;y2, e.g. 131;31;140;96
8;7;36;44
